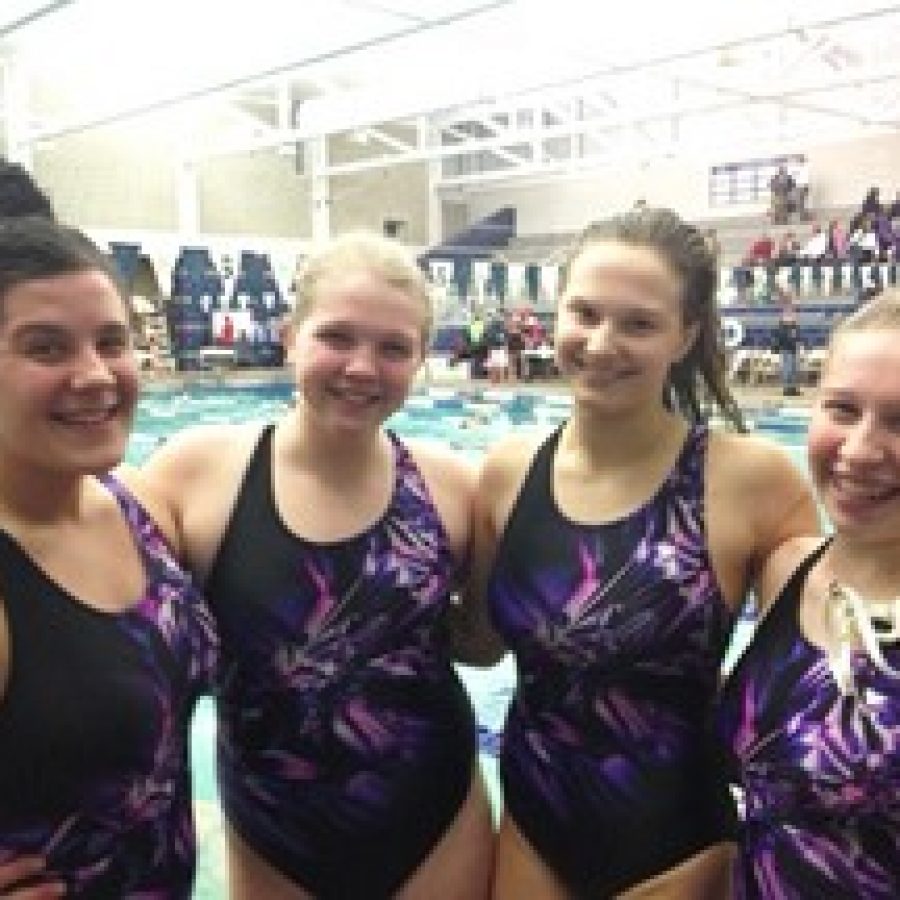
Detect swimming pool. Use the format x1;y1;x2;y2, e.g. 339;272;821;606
131;383;809;899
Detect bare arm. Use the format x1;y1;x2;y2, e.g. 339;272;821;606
708;432;821;611
0;858;64;898
138;423;259;583
447;438;536;667
405;439;506;666
744;442;821;598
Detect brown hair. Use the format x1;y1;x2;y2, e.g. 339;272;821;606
561;207;745;430
0;216;124;322
293;232;433;346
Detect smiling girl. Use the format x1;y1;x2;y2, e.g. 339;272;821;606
717;294;900;898
462;208;819;898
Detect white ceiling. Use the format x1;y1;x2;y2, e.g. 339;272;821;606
2;0;899;191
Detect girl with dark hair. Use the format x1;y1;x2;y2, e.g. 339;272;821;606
0;218;216;898
459;207;820;897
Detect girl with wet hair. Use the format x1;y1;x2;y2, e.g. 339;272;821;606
462;207;820;897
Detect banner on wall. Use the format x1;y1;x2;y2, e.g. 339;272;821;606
541;265;560;304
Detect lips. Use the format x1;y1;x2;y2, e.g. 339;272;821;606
829;474;900;516
52;402;121;426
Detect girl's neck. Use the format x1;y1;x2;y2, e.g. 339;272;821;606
0;459;88;527
824;536;900;602
282;405;387;476
562;403;686;469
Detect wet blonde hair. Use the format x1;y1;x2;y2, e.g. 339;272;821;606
293;232;433;347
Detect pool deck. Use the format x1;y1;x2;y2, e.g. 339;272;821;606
142;368;813;416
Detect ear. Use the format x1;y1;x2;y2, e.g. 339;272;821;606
282;319;298;363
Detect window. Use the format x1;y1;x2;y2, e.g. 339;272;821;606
709;153;806;207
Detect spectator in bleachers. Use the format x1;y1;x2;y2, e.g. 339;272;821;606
827;219;847;259
861;186;882;218
874;212;896;260
748;232;774;264
789;159;811;220
889;190;900;220
799;223;828;261
848;216;879;263
776;232;800;265
769;165;795;224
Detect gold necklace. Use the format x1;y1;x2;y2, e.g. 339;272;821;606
827;580;900;695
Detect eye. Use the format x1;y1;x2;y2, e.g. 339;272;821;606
620;316;657;334
821;399;857;421
96;329;131;356
380;339;415;360
23;335;69;362
317;328;353;348
568;301;598;324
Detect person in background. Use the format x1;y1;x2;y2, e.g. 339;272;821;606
862;187;883;219
142;233;493;900
827;219;848;260
747;232;774;264
717;294;900;898
888;190;900;221
775;296;801;396
769;165;795;224
0;218;217;899
800;222;828;261
458;207;818;898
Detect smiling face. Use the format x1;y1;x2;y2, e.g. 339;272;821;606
808;329;900;543
291;268;426;434
555;240;697;417
0;268;138;478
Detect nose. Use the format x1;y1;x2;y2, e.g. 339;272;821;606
840;416;886;465
69;344;116;387
585;320;616;356
343;341;379;376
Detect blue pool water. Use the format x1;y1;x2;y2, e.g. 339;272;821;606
128;383;809;898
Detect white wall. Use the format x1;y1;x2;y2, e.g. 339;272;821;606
462;131;900;235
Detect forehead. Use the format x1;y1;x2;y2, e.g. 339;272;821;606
1;269;124;326
309;269;425;329
565;241;681;307
822;330;900;391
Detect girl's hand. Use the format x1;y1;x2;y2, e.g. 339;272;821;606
0;858;64;898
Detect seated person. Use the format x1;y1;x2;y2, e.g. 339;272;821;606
747;233;774;264
800;223;828;261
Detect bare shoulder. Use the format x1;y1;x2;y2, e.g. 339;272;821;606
142;422;263;500
707;428;816;519
479;431;545;529
707;428;820;596
112;462;181;546
404;439;475;564
708;429;804;486
405;438;475;492
757;535;823;614
146;422;262;475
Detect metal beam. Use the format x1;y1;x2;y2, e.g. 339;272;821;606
0;0;73;40
26;0;513;142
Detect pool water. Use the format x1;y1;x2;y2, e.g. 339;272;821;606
130;383;809;899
